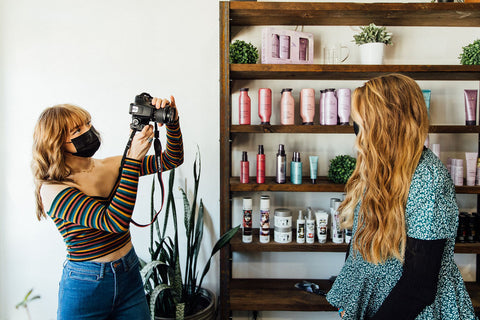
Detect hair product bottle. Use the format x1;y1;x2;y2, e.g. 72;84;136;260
272;34;280;58
290;152;302;185
280;88;295;125
331;200;344;244
242;197;253;243
279;35;290;59
257;145;265;184
258;88;272;125
337;88;351;125
276;144;286;184
240;151;249;184
324;88;338;125
296;210;305;244
274;208;292;243
306;208;315;244
315;210;328;244
239;88;251;125
259;195;271;243
300;88;315;125
319;89;326;125
299;38;309;61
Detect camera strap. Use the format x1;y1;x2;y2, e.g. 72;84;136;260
131;123;165;227
116;124;165;228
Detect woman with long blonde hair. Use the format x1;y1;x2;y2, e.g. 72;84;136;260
32;95;183;319
326;74;476;319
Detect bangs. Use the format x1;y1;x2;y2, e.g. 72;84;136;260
59;105;91;132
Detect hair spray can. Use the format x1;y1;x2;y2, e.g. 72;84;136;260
276;144;286;184
242;197;253;243
240;151;249;184
260;195;271;243
306;208;315;244
290;152;302;185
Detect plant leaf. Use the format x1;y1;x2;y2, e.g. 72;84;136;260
150;284;171;320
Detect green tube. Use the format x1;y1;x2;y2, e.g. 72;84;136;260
422;90;431;118
309;156;318;184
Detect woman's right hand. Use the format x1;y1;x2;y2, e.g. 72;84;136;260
127;125;154;160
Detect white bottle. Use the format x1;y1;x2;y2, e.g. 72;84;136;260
306;208;315;244
242;197;253;243
259;195;271;243
315;210;328;244
331;201;344;244
296;210;305;244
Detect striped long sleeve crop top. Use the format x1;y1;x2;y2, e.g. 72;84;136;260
47;121;184;261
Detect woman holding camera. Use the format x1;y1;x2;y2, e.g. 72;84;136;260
31;96;183;319
326;74;476;319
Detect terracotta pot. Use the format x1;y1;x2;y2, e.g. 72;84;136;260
465;0;480;3
154;288;216;320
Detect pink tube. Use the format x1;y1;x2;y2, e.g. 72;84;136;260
465;90;478;126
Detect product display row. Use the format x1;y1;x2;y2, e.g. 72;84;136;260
241;196;352;245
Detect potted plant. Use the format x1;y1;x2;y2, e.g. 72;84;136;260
229;40;259;64
328;155;356;184
141;149;240;320
353;23;392;65
459;39;480;65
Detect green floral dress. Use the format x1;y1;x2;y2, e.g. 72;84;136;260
326;149;477;319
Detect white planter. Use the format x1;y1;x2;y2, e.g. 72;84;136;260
359;43;386;65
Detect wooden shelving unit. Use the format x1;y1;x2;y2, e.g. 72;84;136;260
219;2;480;318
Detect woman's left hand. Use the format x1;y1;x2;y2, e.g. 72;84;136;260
151;95;178;127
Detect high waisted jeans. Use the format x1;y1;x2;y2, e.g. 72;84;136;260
57;247;150;320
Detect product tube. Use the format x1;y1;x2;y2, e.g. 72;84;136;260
300;88;315;125
242;197;253;243
258;88;272;125
257;145;265;184
296;210;305;244
309;156;318;184
299;38;309;61
259;195;270;243
465;152;478;186
239;88;251;125
465;90;478;126
422;90;431;118
315;210;328;244
240;151;249;184
337;88;351;125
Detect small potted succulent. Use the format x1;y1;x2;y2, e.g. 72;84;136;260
459;39;480;65
229;40;259;64
353;23;393;65
328;155;356;184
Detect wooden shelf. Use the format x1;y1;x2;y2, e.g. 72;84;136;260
229;2;480;27
231;125;480;134
230;176;480;194
229;278;480;312
230;64;480;81
231;229;480;254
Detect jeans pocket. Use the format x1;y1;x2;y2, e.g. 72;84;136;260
68;269;100;282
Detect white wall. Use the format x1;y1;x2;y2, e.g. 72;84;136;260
0;0;478;320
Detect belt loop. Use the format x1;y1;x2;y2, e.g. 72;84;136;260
100;263;106;279
122;256;129;272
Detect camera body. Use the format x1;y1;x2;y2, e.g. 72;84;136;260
129;92;176;131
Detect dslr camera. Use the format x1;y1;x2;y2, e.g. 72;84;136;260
129;92;177;131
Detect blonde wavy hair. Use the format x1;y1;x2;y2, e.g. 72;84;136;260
31;104;92;220
339;74;429;264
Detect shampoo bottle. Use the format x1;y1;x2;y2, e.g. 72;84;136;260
276;144;286;184
258;88;272;125
281;89;295;125
324;89;338;125
296;210;305;244
239;88;251;125
257;145;265;184
300;88;315;125
331;200;344;244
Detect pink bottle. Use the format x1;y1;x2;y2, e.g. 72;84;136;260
300;88;315;125
239;88;251;125
324;89;338;125
240;151;249;184
319;90;326;125
258;88;272;125
280;88;295;125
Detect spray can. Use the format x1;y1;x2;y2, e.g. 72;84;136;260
276;144;286;184
290;152;302;185
296;210;305;244
306;207;315;244
242;197;253;243
259;195;270;243
257;145;265;184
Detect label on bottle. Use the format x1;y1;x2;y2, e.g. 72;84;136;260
242;209;252;243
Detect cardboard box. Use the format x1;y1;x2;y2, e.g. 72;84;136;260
261;27;314;64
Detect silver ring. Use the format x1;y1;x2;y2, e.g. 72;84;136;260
148;138;153;143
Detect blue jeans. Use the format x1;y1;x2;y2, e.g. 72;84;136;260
57;248;150;320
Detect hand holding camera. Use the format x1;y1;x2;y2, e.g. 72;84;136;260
129;92;178;131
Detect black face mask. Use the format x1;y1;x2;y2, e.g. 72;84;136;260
70;127;101;157
353;121;360;136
